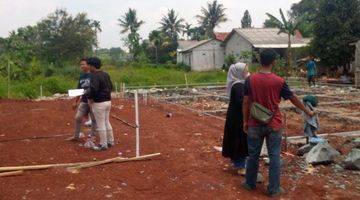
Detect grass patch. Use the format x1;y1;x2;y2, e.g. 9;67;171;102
0;76;76;99
105;65;227;87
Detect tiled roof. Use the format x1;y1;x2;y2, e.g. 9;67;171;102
214;32;230;41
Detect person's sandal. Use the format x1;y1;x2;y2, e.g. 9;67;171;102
92;145;108;151
237;168;246;176
267;187;285;198
241;183;255;191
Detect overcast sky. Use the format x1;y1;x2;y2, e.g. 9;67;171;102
0;0;300;48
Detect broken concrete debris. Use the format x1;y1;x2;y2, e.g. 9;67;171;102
344;149;360;170
306;142;340;165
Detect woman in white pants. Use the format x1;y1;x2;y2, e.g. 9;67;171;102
86;57;114;151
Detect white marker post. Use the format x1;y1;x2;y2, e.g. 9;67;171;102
115;82;118;98
40;84;43;98
7;62;10;98
143;92;148;105
184;74;189;89
134;90;140;157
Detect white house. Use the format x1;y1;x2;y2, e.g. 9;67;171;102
224;28;310;62
177;39;225;71
177;28;310;71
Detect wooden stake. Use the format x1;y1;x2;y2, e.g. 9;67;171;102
115;82;118;98
284;112;288;151
0;170;23;177
7;61;10;98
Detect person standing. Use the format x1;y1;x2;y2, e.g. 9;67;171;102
242;50;314;197
306;56;317;87
222;63;250;176
86;57;114;151
68;58;97;141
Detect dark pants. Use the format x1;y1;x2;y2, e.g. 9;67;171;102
245;126;282;194
307;75;316;86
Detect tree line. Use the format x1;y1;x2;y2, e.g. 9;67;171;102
0;0;359;82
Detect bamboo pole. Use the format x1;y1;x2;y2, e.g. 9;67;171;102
111;115;137;128
0;153;161;173
0;161;90;172
0;170;23;177
71;153;161;170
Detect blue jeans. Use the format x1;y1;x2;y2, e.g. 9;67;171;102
245;126;282;194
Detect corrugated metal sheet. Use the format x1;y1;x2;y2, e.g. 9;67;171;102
178;39;213;53
234;28;310;47
177;40;202;51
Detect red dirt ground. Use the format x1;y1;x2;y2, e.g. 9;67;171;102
0;99;359;200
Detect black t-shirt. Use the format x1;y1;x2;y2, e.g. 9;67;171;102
87;71;113;103
77;73;91;103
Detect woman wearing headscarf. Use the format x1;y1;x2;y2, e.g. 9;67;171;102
222;62;250;175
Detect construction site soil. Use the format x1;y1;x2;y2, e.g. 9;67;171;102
0;99;359;200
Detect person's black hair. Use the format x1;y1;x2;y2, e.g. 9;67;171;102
87;57;102;69
80;57;88;63
260;49;277;66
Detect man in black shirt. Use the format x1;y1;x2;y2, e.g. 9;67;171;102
87;57;114;151
69;58;97;141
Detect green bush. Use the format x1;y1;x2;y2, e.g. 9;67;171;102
224;54;236;71
14;85;37;99
43;77;73;94
176;63;191;72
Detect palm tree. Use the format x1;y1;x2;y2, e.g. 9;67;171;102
92;20;102;34
118;8;145;34
160;9;185;42
92;20;102;50
149;30;170;63
118;8;145;59
266;9;300;73
183;23;192;39
196;0;228;38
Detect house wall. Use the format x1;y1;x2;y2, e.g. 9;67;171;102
190;40;225;71
355;41;360;87
177;52;183;64
355;41;360;70
225;33;253;62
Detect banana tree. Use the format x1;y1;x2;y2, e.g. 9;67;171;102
266;9;300;76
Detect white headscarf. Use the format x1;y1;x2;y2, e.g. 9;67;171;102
226;62;249;97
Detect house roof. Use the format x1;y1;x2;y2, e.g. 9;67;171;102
177;40;201;51
225;28;310;48
214;32;230;41
177;39;217;53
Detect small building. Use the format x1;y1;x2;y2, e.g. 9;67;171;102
224;28;310;62
177;28;310;71
177;39;225;71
